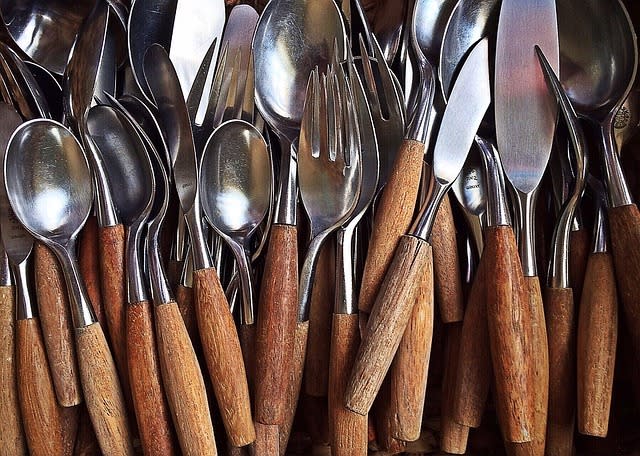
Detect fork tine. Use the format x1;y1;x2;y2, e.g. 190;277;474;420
208;42;233;127
222;48;243;122
300;68;318;160
358;34;382;120
311;68;322;159
241;50;255;124
338;62;360;169
186;37;218;123
369;33;403;120
325;67;338;162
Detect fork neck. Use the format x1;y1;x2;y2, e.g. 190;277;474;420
274;136;298;226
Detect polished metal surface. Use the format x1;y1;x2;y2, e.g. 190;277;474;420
200;120;271;325
25;61;62;120
0;0;94;75
615;87;640;154
372;0;407;65
413;0;458;63
13;259;34;320
5;119;96;328
479;137;510;229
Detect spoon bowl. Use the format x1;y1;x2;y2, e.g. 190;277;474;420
413;0;458;64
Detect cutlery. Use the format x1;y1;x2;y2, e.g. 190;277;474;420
345;37;490;415
24;61;63;121
5;119;133;455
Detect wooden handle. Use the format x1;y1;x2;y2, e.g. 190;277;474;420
545;286;576;455
441;323;470;454
194;266;255;447
155;301;218;455
255;224;298;426
75;322;134;456
387;256;434;441
305;238;335;397
346;235;432;415
175;284;197;343
34;242;82;407
253;423;280;456
484;226;535;443
431;192;464;323
16;318;67;455
127;300;177;455
328;313;367;455
279;320;309;455
97;225;129;394
577;252;617;437
0;285;26;455
358;139;424;317
505;276;549;456
62;406;80;456
569;228;590;305
73;404;101;456
452;249;490;428
78;216;105;327
239;322;256;393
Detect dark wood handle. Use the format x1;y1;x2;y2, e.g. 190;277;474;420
577;252;617;437
194;266;255;447
452;249;490;428
175;284;197;342
127;300;177;455
61;406;79;456
569;228;590;305
73;404;101;456
545;285;576;455
608;204;640;365
253;423;280;456
358;139;424;317
16;318;66;455
239;322;256;393
255;224;298;427
432;192;464;323
75;322;134;456
78;216;105;327
97;224;128;394
34;242;82;407
305;239;335;397
279;320;310;455
155;301;218;456
387;257;434;441
0;285;26;454
346;235;433;415
441;323;470;455
328;313;367;455
484;226;535;443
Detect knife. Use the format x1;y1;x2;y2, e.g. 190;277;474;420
494;0;558;444
345;38;491;415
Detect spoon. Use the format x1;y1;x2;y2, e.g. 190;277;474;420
25;61;62;120
5;119;133;455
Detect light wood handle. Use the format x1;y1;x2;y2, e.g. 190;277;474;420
358;139;424;317
387;256;434;441
253;423;279;456
545;286;576;455
432;192;464;323
255;224;298;426
452;249;490;428
16;318;66;455
127;300;177;455
155;301;217;455
194;266;255;446
279;320;309;455
569;228;590;305
441;323;470;454
175;284;198;342
577;252;617;437
328;313;367;455
484;226;535;443
78;216;105;327
97;225;129;396
75;322;134;456
346;235;432;415
608;204;640;365
0;285;26;455
34;242;82;407
305;239;335;397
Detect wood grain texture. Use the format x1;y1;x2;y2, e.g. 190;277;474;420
0;285;26;455
358;140;424;318
127;300;177;455
305;238;335;397
328;313;367;455
97;224;129;398
78;216;105;327
175;284;197;342
453;250;490;428
346;235;432;416
484;226;535;443
155;301;217;456
16;318;67;456
431;193;464;323
441;323;470;454
505;276;548;456
545;286;576;456
34;242;82;407
255;224;298;426
388;256;434;441
569;228;590;306
73;404;102;456
62;406;80;456
75;323;134;456
279;320;309;455
194;267;255;446
239;323;256;394
253;423;279;456
577;253;617;437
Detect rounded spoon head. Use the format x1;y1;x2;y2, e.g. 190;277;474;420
5;119;92;245
413;0;458;64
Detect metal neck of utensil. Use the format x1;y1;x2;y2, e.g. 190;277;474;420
478;137;510;228
410;176;448;241
171;208;189;262
126;222;148;304
0;248;11;287
601;119;633;208
183;202;212;271
592;202;609;254
298;233;329;322
405;47;435;144
512;188;538;277
227;238;254;325
82;131;120;227
146;220;173;305
274;138;298;226
13;259;34;320
335;226;357;315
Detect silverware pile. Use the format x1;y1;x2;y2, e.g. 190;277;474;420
0;0;639;455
